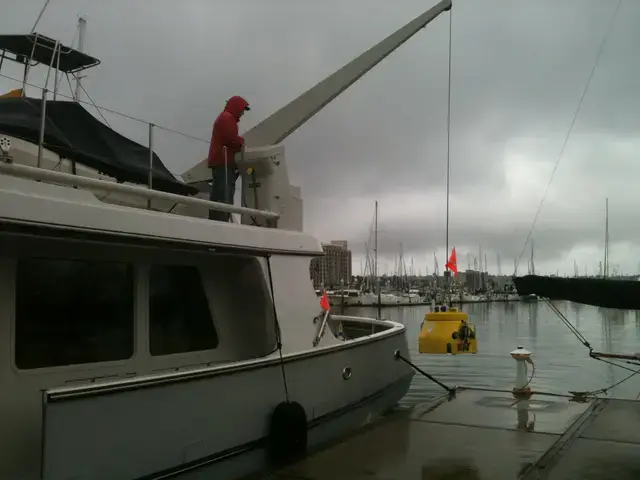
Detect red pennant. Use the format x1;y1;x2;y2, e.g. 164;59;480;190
446;247;459;276
320;290;330;312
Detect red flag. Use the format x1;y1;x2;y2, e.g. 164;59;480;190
320;290;330;312
446;247;459;276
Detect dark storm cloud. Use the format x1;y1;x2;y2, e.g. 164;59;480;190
1;0;638;274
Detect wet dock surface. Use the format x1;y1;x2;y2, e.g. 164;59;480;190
259;388;640;479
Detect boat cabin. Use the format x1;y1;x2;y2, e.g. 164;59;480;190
0;171;328;477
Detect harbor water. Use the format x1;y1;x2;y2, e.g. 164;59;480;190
346;301;640;403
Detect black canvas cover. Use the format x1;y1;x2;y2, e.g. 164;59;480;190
513;275;640;310
0;97;197;195
0;33;100;73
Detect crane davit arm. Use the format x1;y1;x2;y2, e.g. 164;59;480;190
181;0;451;186
242;0;452;148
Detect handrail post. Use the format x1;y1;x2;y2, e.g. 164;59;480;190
43;40;59;94
53;44;61;100
147;123;154;209
37;88;48;168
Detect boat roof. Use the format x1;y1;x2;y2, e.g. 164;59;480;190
0;98;196;195
0;175;323;256
0;33;100;73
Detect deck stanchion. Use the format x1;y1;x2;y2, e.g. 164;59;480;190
147;123;154;209
37;88;48;168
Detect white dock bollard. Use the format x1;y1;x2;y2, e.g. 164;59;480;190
510;346;533;395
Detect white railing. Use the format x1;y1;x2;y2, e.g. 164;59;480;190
0;160;279;221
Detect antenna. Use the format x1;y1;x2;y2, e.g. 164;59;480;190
31;0;52;33
74;17;87;102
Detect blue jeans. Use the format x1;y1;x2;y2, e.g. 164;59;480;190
209;165;237;221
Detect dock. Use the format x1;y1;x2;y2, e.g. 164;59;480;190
256;387;640;479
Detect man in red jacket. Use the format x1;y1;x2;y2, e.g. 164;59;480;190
208;95;250;221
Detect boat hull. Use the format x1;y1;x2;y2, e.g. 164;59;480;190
164;374;412;480
514;275;638;310
39;328;413;480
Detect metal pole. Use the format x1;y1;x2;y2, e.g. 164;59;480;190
374;201;381;317
37;88;48;168
43;40;59;95
604;197;609;278
44;41;57;87
147;123;154;209
75;17;87;102
31;0;52;33
224;148;229;222
22;33;40;94
53;44;61;100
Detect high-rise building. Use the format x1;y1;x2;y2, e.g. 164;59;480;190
310;240;352;288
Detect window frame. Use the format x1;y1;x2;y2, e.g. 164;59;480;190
4;231;279;375
146;262;220;358
9;249;140;377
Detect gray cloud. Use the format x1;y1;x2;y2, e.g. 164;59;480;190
1;0;638;276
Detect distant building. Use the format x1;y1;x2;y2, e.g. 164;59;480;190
310;240;352;288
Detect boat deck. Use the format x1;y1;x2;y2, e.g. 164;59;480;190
257;387;640;479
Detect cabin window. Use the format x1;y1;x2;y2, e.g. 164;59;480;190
148;264;218;355
14;258;135;370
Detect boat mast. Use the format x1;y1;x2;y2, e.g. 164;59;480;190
374;201;381;308
530;239;535;275
604;197;609;279
74;16;87;101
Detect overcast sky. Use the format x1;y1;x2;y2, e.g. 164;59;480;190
1;0;638;276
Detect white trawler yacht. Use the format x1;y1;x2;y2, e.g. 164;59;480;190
0;1;451;479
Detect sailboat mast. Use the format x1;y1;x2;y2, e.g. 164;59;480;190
530;239;535;275
374;201;381;306
604;197;609;279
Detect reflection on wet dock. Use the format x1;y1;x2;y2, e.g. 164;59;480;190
258;388;640;479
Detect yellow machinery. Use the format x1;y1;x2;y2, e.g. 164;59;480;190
418;306;477;355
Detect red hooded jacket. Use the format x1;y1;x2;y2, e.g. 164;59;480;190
207;96;249;168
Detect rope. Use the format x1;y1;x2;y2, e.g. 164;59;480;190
543;298;591;349
513;0;622;275
542;298;640;397
570;357;640;397
266;256;290;403
394;350;455;394
444;8;453;306
71;72;112;128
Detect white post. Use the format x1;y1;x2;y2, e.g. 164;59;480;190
75;17;87;102
510;346;532;394
147;123;154;209
37;88;48;168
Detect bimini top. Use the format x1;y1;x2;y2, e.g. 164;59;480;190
513;274;640;310
0;33;100;73
0;97;197;195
